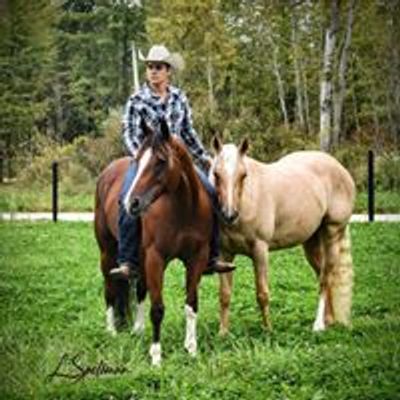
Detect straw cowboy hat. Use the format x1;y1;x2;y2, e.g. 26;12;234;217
139;45;185;71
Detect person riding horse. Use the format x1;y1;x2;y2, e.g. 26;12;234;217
110;45;235;280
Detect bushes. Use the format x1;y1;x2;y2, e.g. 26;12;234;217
13;108;399;202
17;109;125;195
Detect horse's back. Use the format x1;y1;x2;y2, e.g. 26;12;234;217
273;151;355;221
95;157;131;244
241;151;355;249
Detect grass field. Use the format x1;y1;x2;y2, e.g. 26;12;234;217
0;222;399;399
1;183;399;214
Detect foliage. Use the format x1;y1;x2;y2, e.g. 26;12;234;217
0;222;399;399
0;0;399;189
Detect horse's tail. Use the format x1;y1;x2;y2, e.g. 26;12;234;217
330;225;354;326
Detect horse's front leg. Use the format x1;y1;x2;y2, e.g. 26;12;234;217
184;251;207;357
219;264;234;336
253;240;272;331
145;247;165;366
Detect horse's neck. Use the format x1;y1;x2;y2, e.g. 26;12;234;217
240;158;270;216
177;162;201;208
169;145;202;210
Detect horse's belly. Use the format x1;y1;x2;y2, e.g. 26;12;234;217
268;215;322;250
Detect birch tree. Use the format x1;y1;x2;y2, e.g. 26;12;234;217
320;0;339;151
332;0;357;148
290;3;306;132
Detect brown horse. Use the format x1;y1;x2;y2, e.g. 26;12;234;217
94;121;213;365
210;137;355;334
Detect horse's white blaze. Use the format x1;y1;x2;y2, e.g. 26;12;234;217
133;301;145;333
184;305;197;356
313;294;326;331
149;343;162;366
124;148;152;213
106;306;117;336
222;145;239;214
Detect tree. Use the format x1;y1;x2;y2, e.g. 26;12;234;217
0;0;56;178
145;0;236;141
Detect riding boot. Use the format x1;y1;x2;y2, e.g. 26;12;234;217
110;200;141;281
202;211;235;275
110;162;140;281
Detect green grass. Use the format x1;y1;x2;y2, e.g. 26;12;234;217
0;222;399;399
1;183;399;213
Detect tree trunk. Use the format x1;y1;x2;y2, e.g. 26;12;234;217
267;29;289;131
319;0;339;151
131;41;140;93
332;0;356;148
291;7;305;132
207;54;216;114
387;8;400;146
302;68;311;134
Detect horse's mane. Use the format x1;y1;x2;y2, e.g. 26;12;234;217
135;119;202;201
169;136;202;200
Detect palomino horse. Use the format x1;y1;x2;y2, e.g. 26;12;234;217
210;137;355;334
94;120;213;365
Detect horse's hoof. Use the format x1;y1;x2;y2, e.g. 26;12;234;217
184;342;197;357
312;321;326;332
132;324;144;335
149;343;162;366
106;327;117;337
218;327;229;337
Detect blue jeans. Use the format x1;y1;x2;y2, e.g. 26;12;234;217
117;162;221;268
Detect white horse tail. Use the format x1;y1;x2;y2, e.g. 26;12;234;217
330;225;354;326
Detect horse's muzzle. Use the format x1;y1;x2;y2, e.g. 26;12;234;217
221;209;239;225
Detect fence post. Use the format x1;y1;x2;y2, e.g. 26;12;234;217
52;161;58;222
368;150;374;222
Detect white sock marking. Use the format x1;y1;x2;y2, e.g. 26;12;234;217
149;343;162;366
133;301;145;334
106;306;117;336
124;148;152;213
184;305;197;356
313;294;326;332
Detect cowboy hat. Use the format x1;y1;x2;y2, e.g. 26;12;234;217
139;45;185;71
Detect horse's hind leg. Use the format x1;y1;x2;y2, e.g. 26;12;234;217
132;273;147;334
101;251;119;336
303;229;327;331
303;227;324;278
101;248;131;334
253;241;272;331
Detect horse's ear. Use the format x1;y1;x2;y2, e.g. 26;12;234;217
140;117;153;137
159;118;170;142
211;135;223;154
239;137;249;156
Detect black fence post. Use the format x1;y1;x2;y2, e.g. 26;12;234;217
368;150;375;222
52;161;58;222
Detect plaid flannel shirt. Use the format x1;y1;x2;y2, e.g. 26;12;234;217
122;82;210;170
